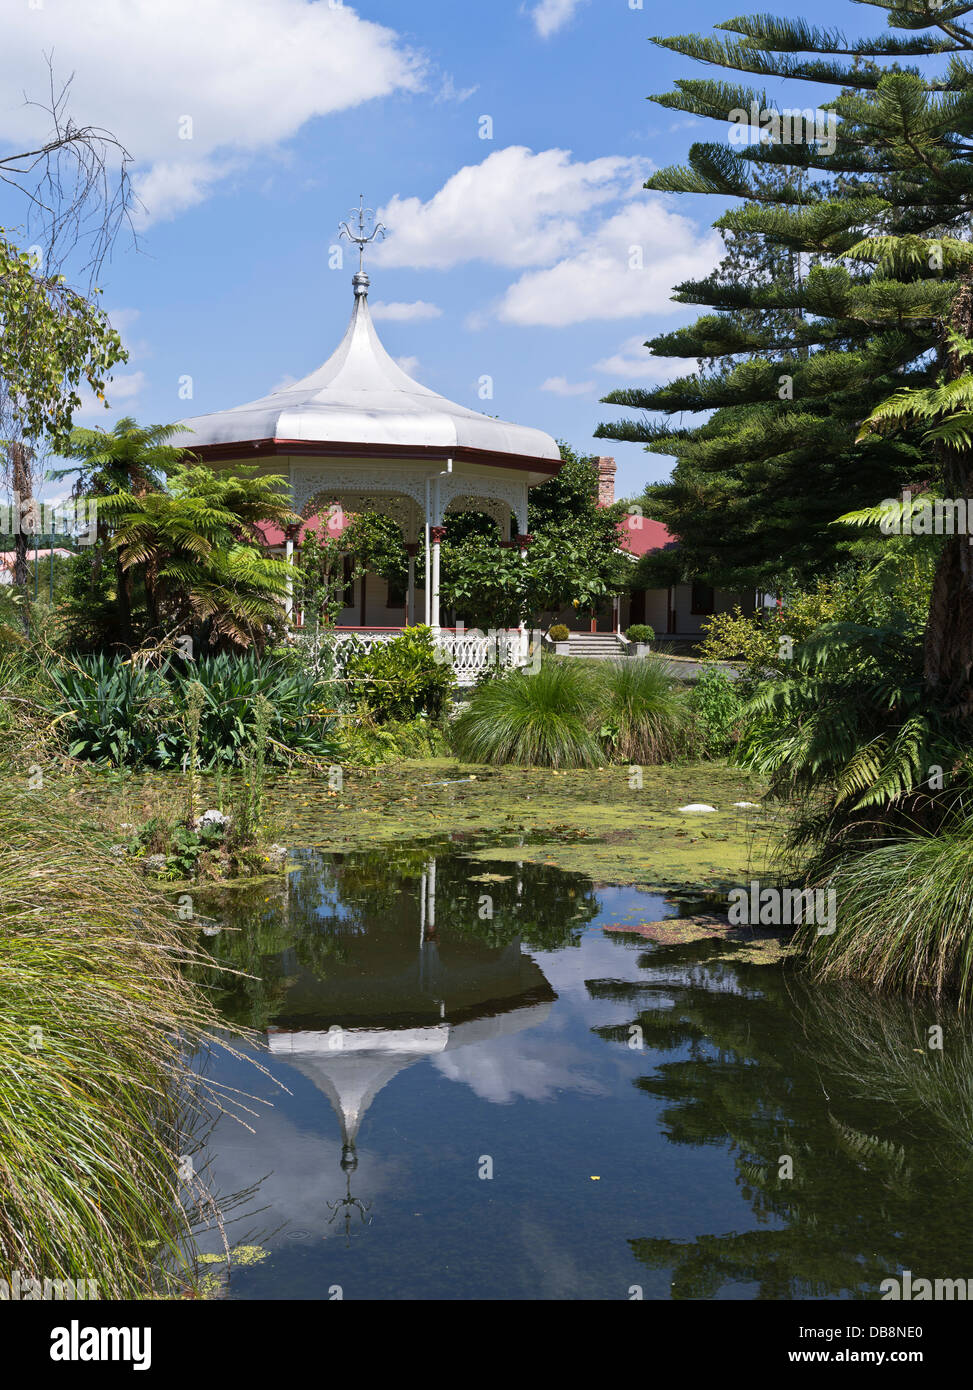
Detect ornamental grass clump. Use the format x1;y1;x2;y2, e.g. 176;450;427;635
804;825;973;1005
451;657;602;769
0;788;251;1297
593;656;688;763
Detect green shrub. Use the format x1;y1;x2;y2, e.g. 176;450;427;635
548;624;570;642
626;624;655;644
344;626;454;724
339;714;449;766
451;658;602;768
593;656;687;763
689;665;744;757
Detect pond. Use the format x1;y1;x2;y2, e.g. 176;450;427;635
190;840;973;1300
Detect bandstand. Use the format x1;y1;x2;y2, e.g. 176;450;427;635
169;200;562;674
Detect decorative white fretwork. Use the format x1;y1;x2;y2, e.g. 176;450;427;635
299;489;419;541
290;464;530;539
291;465;426;510
436;473;529;534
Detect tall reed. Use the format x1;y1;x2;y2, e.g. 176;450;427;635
183;680;205;825
0;786;251;1297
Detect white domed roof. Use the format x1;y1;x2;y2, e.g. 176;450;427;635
170;279;560;467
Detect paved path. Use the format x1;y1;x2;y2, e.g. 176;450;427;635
656;655;742;682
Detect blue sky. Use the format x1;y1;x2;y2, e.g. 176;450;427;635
0;0;893;502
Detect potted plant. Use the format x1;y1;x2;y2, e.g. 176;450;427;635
548;623;571;656
626;623;655;657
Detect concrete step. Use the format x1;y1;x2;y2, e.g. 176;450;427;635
564;634;626;659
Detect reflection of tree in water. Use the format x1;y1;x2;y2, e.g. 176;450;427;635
302;845;599;952
590;940;973;1299
193;892;297;1031
198;844;593;1031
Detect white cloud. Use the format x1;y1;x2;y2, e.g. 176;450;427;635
133;158;241;226
497;200;722;326
434;74;479;105
106;371;147;401
395;356;422;377
371;300;443;322
529;0;589;39
593;337;694;383
376;147;649;270
540;376;595;396
0;1;423;225
433;1036;605;1105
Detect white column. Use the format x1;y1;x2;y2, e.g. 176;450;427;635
285;536;295;620
517;532;532;663
407;549;416;626
427;858;437;937
424;479;431;627
430;528;442;634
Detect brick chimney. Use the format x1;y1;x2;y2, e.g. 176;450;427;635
596;456;616;507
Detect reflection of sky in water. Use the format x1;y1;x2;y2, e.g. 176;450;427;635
191;853;973;1301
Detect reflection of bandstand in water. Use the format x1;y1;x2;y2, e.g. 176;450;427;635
266;857;554;1239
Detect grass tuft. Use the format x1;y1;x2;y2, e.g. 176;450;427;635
804;825;973;1004
593;657;688;764
451;659;603;769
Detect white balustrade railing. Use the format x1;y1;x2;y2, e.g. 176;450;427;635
293;627;532;686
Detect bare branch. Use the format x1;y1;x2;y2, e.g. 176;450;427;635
0;58;141;286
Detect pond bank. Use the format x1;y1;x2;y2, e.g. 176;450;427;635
67;757;774;896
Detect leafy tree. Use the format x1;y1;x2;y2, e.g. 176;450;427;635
292;524;351;630
342;511;408;592
1;239;127;612
292;511;409;629
0;240;126;446
0;74;133;625
440;444;629;628
596;5;973;593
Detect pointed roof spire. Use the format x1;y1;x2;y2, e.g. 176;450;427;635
169;200;560;468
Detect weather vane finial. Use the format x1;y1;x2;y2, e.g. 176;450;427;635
339;195;387;292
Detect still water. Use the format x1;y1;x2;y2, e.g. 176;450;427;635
192;842;973;1300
